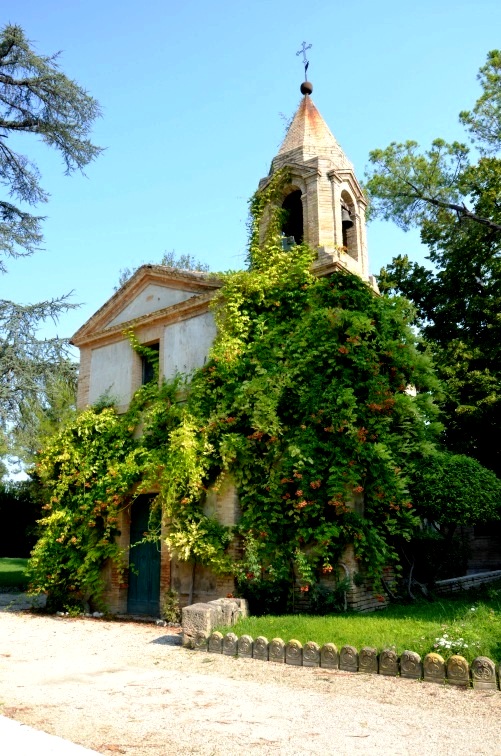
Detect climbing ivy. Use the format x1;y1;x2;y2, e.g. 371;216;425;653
26;405;146;611
247;166;291;267
27;181;443;609
188;252;442;591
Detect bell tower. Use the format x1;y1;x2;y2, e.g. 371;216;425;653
258;78;376;288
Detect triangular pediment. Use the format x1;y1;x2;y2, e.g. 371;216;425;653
72;265;221;346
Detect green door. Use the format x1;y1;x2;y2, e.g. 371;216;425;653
127;496;160;615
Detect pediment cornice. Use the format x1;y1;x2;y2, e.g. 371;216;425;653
72;265;221;346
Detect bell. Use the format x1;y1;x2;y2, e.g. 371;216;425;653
281;234;295;251
341;207;354;229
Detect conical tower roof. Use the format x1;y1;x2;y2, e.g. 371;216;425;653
272;94;352;172
258;80;375;290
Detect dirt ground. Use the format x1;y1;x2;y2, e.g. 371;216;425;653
1;605;501;755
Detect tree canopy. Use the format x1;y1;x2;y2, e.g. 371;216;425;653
115;250;210;291
11;366;77;466
409;452;501;528
0;24;102;457
365;50;501;476
365;50;501;233
0;24;102;265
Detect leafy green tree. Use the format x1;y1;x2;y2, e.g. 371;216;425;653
11;366;77;467
365;51;501;233
0;479;42;556
410;452;501;528
365;50;501;475
401;452;501;584
116;250;210;290
0;24;102;447
460;50;501;156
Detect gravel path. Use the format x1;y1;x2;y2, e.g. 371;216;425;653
0;606;500;755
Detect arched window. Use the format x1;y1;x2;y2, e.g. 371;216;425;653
281;190;303;246
340;191;358;261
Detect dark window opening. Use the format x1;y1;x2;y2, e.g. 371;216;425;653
281;190;303;246
141;342;160;385
341;198;358;261
341;202;354;248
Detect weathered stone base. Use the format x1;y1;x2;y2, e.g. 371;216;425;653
181;597;248;647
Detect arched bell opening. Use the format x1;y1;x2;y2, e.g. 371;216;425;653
340;191;358;262
281;189;303;248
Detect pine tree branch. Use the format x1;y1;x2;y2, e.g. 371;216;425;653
401;181;501;232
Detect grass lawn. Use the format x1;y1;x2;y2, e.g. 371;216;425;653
0;557;29;589
219;591;501;664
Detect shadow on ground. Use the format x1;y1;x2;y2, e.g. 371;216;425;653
149;634;182;646
0;591;46;612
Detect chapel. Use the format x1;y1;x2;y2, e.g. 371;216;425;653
72;78;381;615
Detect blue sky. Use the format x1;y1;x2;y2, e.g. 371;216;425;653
5;0;501;343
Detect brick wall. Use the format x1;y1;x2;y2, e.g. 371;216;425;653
100;505;130;613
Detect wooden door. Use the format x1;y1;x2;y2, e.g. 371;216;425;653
127;496;160;615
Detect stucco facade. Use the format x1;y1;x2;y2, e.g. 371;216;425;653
73;265;221;414
72;265;241;614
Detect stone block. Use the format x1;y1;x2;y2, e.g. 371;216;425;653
182;603;219;647
269;638;286;663
193;631;208;651
253;636;269;661
233;597;249;619
223;632;238;656
359;647;378;674
303;641;320;668
379;649;398;676
447;655;469;686
339;645;358;673
320;643;338;669
471;656;497;690
285;639;303;666
207;598;239;625
423;653;445;684
208;631;224;654
400;650;422;679
237;634;253;658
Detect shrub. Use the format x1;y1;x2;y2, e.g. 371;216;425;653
161;589;181;623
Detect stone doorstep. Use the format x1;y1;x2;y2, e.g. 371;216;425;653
115;613;162;623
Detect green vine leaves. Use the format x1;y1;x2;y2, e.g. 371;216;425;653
28;175;443;608
27;406;144;610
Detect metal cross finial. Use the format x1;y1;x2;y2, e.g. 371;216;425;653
296;41;312;80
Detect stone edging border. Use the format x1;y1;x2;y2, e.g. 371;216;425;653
190;631;500;690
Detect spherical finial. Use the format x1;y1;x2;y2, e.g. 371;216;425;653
300;81;313;95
